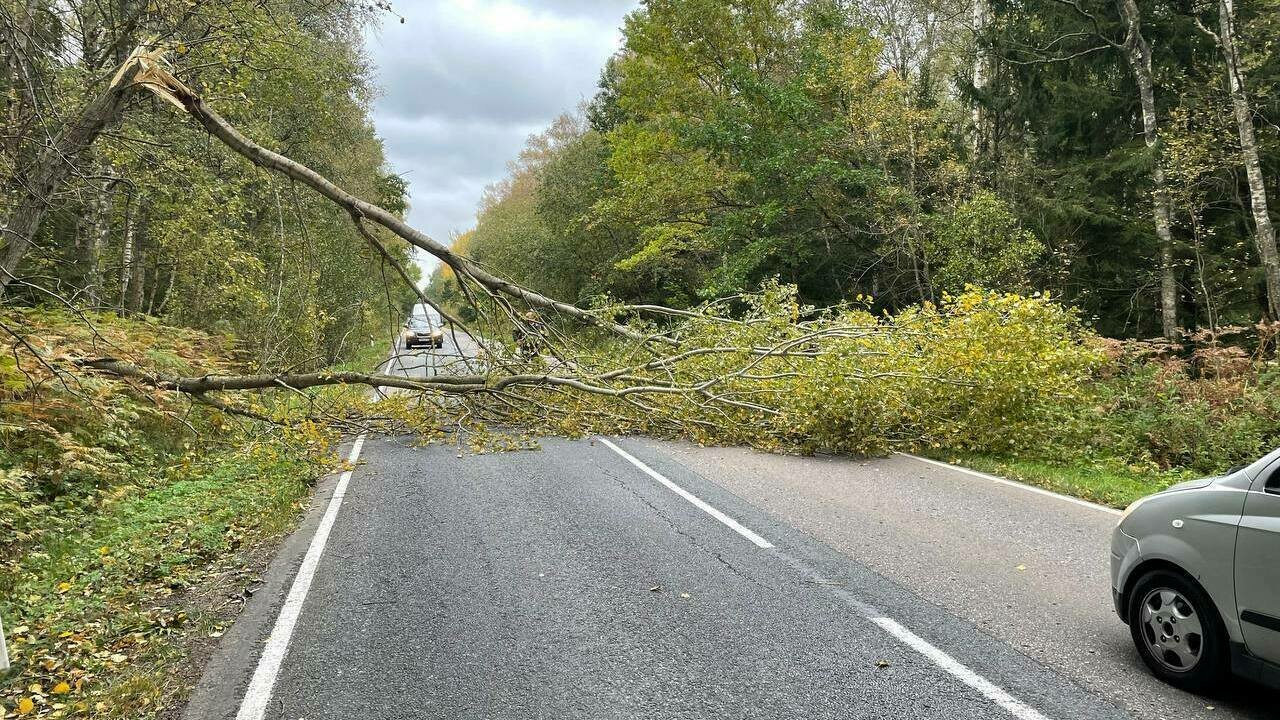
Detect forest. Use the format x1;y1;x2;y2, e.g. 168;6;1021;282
434;0;1280;343
0;0;419;367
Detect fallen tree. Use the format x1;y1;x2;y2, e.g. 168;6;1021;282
3;46;1103;457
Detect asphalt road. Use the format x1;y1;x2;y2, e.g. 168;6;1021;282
181;343;1277;720
380;331;484;380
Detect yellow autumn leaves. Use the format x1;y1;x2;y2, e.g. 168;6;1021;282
13;681;71;715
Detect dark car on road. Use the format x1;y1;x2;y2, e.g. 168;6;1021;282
401;312;445;349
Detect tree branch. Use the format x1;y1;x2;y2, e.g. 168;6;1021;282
114;47;673;347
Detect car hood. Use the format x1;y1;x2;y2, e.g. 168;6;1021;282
1159;476;1217;494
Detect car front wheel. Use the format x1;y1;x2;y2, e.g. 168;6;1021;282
1127;568;1229;694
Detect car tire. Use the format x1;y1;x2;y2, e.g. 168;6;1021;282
1127;568;1230;694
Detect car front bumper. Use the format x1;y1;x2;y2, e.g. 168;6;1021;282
1110;525;1141;622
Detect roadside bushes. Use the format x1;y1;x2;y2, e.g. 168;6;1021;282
636;285;1280;478
535;285;1103;458
775;289;1101;455
0;308;336;717
1060;354;1280;475
549;285;1276;483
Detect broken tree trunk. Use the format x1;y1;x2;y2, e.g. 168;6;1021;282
0;61;142;295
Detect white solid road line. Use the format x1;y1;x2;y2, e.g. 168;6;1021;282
598;437;774;549
235;433;367;720
0;613;9;671
606;438;1055;720
899;452;1122;516
871;617;1051;720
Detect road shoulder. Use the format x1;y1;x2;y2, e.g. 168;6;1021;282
180;437;362;720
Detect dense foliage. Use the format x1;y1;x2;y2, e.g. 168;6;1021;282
434;0;1280;340
0;308;336;717
0;0;417;368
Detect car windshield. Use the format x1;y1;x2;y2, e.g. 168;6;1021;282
409;314;440;330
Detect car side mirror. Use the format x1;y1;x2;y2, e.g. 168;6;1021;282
1227;464;1247;475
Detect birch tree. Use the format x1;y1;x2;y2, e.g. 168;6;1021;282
1198;0;1280;320
1113;0;1179;339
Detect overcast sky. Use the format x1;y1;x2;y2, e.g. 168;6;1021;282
363;0;640;278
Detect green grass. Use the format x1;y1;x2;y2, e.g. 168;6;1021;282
937;453;1196;509
0;439;323;719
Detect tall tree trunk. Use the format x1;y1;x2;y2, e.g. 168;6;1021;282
0;63;140;296
119;198;135;311
125;203;147;313
145;254;162;314
1115;0;1179;339
128;245;146;313
81;169;117;306
3;0;38;156
970;0;988;158
154;261;177;314
1216;0;1280;320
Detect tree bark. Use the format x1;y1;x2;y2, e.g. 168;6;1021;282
970;0;989;158
1216;0;1280;319
0;62;141;295
1115;0;1179;339
128;244;146;313
145;254;162;314
119;198;135;311
3;0;39;156
83;170;117;307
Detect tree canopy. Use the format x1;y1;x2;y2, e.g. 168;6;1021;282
433;0;1280;340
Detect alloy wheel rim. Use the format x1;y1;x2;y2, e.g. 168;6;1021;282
1139;587;1204;673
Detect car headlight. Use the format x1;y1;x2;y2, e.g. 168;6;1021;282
1119;495;1152;524
431;329;443;337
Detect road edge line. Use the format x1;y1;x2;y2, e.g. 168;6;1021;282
235;433;367;720
597;437;774;549
897;452;1122;516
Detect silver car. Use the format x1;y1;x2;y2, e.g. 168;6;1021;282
401;312;445;349
1111;449;1280;693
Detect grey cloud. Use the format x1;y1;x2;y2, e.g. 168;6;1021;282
520;0;639;22
368;1;626;124
375;114;541;181
364;0;640;274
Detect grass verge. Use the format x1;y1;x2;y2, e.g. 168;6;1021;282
0;432;329;719
934;453;1194;509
